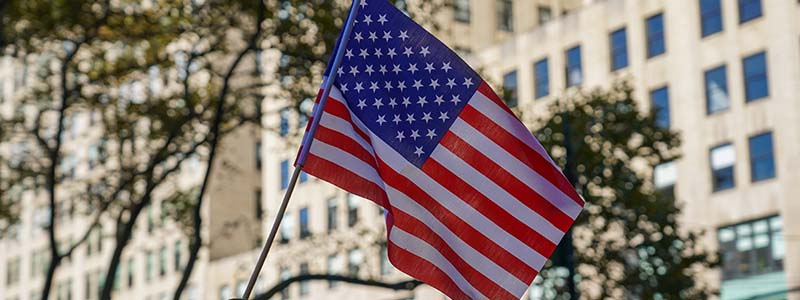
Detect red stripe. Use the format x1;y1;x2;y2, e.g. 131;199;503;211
460;104;584;206
422;158;556;272
477;81;515;116
439;132;574;232
322;98;371;143
387;241;471;300
375;157;535;282
303;153;388;208
391;210;518;299
314;125;377;169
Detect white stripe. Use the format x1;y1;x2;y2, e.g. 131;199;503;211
329;87;374;137
429;146;565;244
450;119;583;219
386;186;530;295
389;228;487;300
318;113;375;156
469;91;559;168
309;140;384;189
370;134;548;271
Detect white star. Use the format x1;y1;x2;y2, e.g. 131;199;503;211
349;66;360;76
376;115;387;126
438;112;450;122
373;98;384;109
345;49;354;59
417;96;428;107
354;82;364;93
369;82;380;92
407;63;418;74
388;98;398;108
450;95;462;105
397;81;407;91
441;62;452;72
383;31;392;42
434;95;445;105
387;48;397;59
368;32;378;42
354;32;364;43
337;67;345;77
378;14;388;25
410;130;421;140
402;97;412;107
379;65;388;75
422;112;433;123
446;78;457;88
365;65;375;76
384;81;393;92
392;115;402;125
363;15;373;26
357;99;367;110
426;129;437;139
412;80;424;90
419;46;431;57
392;64;402;74
429;79;440;89
403;47;414;57
405;113;416;124
463;77;475;88
399;30;409;41
414;146;424;157
340;83;349;93
359;48;369;59
396;131;405;142
425;63;435;73
374;48;383;58
360;0;367;8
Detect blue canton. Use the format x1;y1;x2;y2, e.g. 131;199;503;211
333;0;479;167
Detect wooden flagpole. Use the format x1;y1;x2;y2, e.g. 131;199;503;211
236;1;361;299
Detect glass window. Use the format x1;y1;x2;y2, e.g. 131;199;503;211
300;170;308;183
700;0;723;37
127;258;135;288
497;0;513;32
565;46;582;87
174;241;183;272
718;215;783;280
327;255;342;288
279;267;290;300
218;285;230;300
254;189;263;221
655;161;677;201
454;0;470;23
280;160;289;189
380;245;392;275
738;0;762;23
299;263;309;296
646;13;666;58
650;86;670;128
255;141;262;170
502;71;518;108
610;28;628;71
711;143;736;192
159;247;167;277
145;250;154;282
327;198;338;232
743;52;769;102
299;207;311;239
749;132;775;182
347;194;360;227
348;249;363;276
705;65;729;114
538;6;552;25
534;58;549;99
6;256;20;286
280;212;293;243
279;109;290;137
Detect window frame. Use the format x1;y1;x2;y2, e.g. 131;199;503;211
565;45;583;87
742;51;769;102
454;0;471;23
650;86;670;128
704;64;730;115
645;13;666;58
718;215;783;280
534;58;549;99
738;0;762;24
700;0;724;37
497;0;514;32
748;131;776;182
502;70;519;108
609;27;629;71
710;142;736;192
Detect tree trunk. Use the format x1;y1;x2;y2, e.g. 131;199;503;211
98;196;148;300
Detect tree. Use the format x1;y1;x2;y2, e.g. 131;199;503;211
252;274;422;300
531;81;717;300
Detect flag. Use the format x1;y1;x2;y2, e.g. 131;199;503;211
300;1;584;299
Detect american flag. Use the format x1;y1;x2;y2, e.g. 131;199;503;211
300;1;584;299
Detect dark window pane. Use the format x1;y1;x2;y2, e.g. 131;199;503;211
646;14;666;58
718;215;783;280
502;71;518;108
743;52;769;102
705;65;729;114
749;132;775;182
279;109;290;137
454;0;470;22
738;0;762;23
327;198;338;232
254;189;263;221
299;263;309;295
497;0;513;31
538;6;552;25
610;28;628;70
534;59;549;98
700;0;723;37
650;86;670;128
299;207;311;239
711;143;735;191
255;141;262;170
280;160;289;189
565;46;582;87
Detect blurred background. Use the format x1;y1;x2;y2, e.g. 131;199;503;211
0;0;797;300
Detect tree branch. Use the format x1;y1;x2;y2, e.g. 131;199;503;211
252;274;423;300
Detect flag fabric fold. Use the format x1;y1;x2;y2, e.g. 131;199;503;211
300;1;584;299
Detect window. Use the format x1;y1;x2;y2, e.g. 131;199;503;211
538;6;552;25
255;141;262;170
145;250;154;282
497;0;513;32
654;161;677;200
6;256;20;286
565;46;582;87
534;58;549;99
348;249;363;276
743;52;769;102
380;244;392;275
327;198;338;232
347;194;360;227
218;285;231;300
279;109;290;137
299;207;311;239
705;65;729;114
299;263;310;296
279;267;290;300
738;0;762;23
700;0;723;37
300;170;309;183
454;0;470;23
85;272;94;300
711;143;736;192
646;13;666;58
280;212;293;243
174;241;183;271
280;160;290;189
718;215;783;280
327;255;342;288
610;28;628;71
254;189;263;221
127;258;135;288
749;132;775;182
159;247;167;277
502;71;518;108
650;86;670;128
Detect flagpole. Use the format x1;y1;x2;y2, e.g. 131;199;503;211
237;1;361;299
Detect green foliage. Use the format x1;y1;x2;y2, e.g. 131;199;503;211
533;82;717;299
